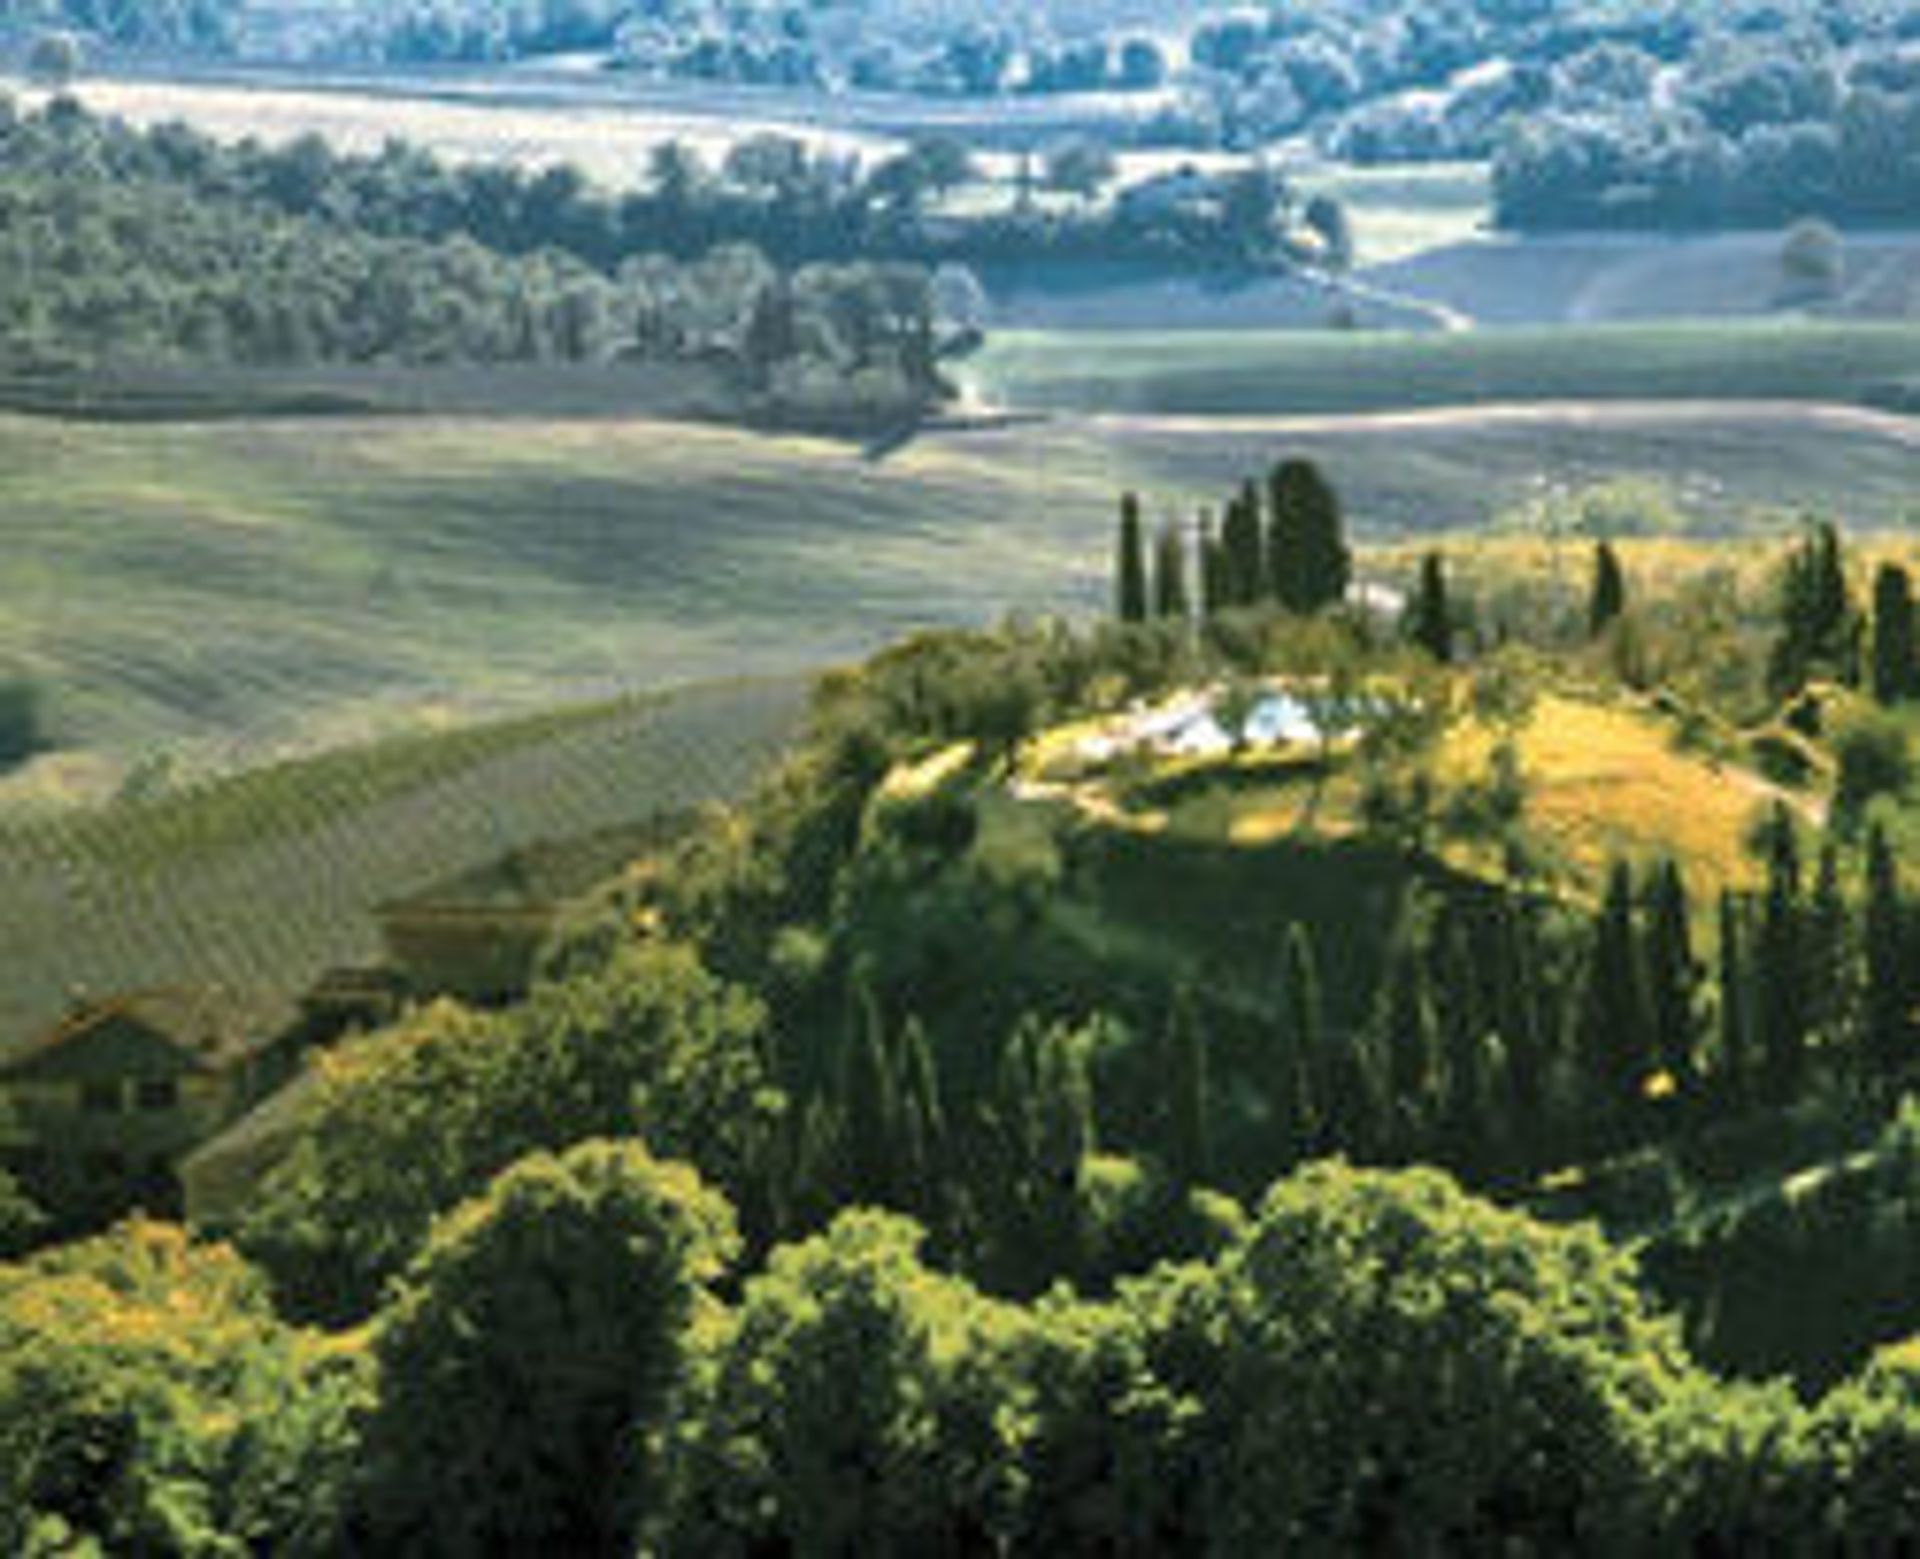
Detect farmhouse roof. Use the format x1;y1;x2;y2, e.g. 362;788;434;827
0;986;292;1083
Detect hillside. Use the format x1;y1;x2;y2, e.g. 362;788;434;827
4;405;1915;798
0;676;805;1046
966;322;1920;418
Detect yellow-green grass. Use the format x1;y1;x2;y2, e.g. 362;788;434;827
8;409;1910;802
0;676;806;1048
1438;693;1797;903
967;320;1920;417
1012;683;1794;907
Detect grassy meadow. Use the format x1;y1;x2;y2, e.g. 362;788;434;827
966;320;1920;416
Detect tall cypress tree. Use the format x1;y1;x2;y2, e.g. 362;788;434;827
1269;457;1351;613
1436;915;1504;1174
1575;860;1654;1136
1408;552;1454;664
1588;541;1627;639
1116;493;1149;624
1806;839;1853;1055
1374;902;1442;1149
1275;923;1325;1160
1643;860;1701;1093
1165;987;1212;1188
840;983;901;1204
1771;520;1856;697
1871;561;1918;705
1198;512;1227;620
1811;521;1854;680
1153;520;1190;621
1863;825;1909;1087
1716;891;1752;1105
1754;805;1808;1101
894;1015;946;1221
1221;490;1263;608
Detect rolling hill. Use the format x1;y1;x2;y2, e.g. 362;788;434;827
1;403;1913;801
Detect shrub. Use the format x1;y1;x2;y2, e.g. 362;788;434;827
355;1141;737;1556
1833;706;1913;814
0;677;43;771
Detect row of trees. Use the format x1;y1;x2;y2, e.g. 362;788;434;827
0;102;951;419
1116;458;1354;625
5;93;1317;288
10;1141;1920;1554
1495;39;1920;229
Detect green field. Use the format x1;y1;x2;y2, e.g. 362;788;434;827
966;321;1920;416
0;677;805;1046
1;404;1914;800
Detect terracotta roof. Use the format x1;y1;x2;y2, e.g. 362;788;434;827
0;985;294;1079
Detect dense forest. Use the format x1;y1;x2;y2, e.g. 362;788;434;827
16;1;1918;232
0;97;961;422
5;457;1920;1549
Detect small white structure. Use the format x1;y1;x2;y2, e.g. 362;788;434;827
1078;685;1327;764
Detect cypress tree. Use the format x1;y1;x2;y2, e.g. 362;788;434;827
1575;860;1654;1133
1275;923;1325;1160
1374;902;1442;1148
1153;520;1190;621
1716;891;1752;1104
1269;457;1351;613
1871;561;1918;705
1436;916;1503;1174
1771;520;1856;697
1116;492;1149;624
1408;552;1454;664
1588;541;1627;638
1198;511;1227;620
1811;521;1853;676
1755;805;1808;1101
1643;860;1701;1093
1863;825;1909;1086
1165;987;1212;1188
1806;839;1853;1055
1490;898;1547;1134
1221;489;1263;608
894;1016;946;1220
985;1019;1093;1291
840;983;901;1204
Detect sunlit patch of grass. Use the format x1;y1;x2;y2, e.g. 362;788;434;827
1443;693;1791;900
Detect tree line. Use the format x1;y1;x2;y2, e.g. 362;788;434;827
0;99;952;422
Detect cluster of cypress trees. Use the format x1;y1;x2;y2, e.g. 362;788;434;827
1871;560;1919;705
1766;522;1920;710
771;820;1915;1246
1116;459;1351;625
1770;521;1860;697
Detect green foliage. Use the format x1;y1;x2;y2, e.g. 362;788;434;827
1769;519;1858;699
1268;457;1352;615
1872;562;1919;705
1408;550;1455;663
0;676;43;772
1187;1163;1701;1551
357;1140;737;1555
1834;705;1915;817
0;1221;366;1556
1152;519;1190;621
1114;493;1147;625
1589;540;1628;638
668;1209;1024;1555
237;942;773;1323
